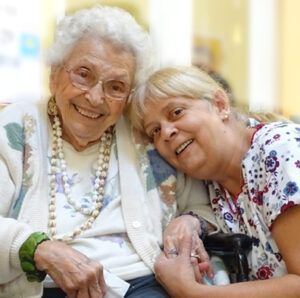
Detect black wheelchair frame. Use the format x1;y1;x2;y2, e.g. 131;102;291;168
204;233;253;283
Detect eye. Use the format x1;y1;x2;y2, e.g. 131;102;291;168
76;67;91;78
72;67;95;84
170;107;184;118
148;126;161;140
107;81;126;93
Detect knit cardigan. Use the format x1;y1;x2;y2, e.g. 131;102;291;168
0;101;215;298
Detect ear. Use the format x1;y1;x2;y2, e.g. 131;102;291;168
212;89;231;120
49;65;60;95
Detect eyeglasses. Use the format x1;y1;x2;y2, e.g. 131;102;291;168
64;65;131;101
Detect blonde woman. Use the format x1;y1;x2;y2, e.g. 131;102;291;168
129;66;300;297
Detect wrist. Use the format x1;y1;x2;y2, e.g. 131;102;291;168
19;232;50;282
180;211;208;240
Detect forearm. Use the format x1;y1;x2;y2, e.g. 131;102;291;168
177;274;300;298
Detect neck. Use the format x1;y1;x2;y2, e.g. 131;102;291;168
215;124;256;196
62;130;102;152
48;114;107;152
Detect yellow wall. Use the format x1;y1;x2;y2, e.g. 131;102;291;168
41;0;57;98
280;0;300;118
66;0;149;29
193;0;248;106
41;0;299;118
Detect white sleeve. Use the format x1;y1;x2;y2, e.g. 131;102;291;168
0;158;33;284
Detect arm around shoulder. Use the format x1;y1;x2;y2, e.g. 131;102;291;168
176;173;219;233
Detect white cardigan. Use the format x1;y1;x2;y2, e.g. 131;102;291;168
0;101;215;297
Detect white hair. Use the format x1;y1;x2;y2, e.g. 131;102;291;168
46;6;156;85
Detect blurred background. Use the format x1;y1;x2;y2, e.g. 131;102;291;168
0;0;299;121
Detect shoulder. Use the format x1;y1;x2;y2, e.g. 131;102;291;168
0;101;47;124
249;122;300;155
243;121;300;190
244;122;300;227
0;101;48;151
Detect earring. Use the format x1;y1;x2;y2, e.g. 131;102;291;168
47;96;57;116
222;112;229;120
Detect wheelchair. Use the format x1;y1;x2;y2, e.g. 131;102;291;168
204;233;253;283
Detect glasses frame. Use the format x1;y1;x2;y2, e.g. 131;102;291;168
63;65;132;101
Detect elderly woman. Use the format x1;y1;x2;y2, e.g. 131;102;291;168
129;66;300;297
0;7;217;298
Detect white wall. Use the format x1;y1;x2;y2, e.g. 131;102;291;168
0;0;42;103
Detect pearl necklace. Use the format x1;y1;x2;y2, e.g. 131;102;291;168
48;101;112;243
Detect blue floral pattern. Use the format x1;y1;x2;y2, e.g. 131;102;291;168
209;122;300;280
132;127;177;226
147;149;176;186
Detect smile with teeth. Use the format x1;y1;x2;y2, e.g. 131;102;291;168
75;105;102;119
175;139;193;155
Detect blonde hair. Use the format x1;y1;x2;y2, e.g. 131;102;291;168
128;66;288;131
128;66;222;131
248;111;289;123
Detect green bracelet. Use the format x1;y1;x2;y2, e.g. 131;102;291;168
19;232;50;282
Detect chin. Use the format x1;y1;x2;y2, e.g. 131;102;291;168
66;129;100;148
182;165;202;178
77;133;101;144
72;124;103;139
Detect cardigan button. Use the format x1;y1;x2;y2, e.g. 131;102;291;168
132;221;141;228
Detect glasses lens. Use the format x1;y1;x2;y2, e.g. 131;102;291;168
70;67;96;90
104;80;129;100
67;66;130;100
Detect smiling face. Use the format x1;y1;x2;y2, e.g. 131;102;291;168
143;95;231;180
50;37;136;151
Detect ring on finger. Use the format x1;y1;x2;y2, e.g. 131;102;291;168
167;247;178;255
190;253;201;260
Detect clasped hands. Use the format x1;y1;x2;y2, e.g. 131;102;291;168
32;215;211;298
159;214;213;283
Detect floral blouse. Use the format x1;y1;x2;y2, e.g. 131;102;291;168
208;122;300;280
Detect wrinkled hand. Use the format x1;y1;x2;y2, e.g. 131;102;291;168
155;234;204;297
34;240;106;298
163;215;213;281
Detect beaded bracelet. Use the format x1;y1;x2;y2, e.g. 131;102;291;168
180;211;209;240
19;232;50;282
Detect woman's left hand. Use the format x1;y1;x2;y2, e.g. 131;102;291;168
163;215;213;282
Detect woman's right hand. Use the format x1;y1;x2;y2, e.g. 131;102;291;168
155;234;199;298
163;215;213;282
34;240;106;298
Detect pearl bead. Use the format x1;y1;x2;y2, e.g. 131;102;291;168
95;203;102;210
50;213;56;220
48;220;56;227
91;210;99;217
49;205;55;212
49;227;56;235
73;228;81;235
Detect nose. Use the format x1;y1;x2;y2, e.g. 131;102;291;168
161;122;178;141
84;82;105;106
